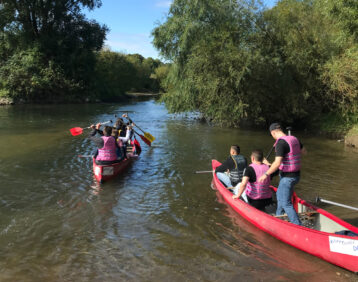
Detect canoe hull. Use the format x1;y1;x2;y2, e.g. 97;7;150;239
212;159;358;273
93;142;140;183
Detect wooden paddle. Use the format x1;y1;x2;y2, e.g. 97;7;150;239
124;114;155;143
316;197;358;211
133;137;142;155
133;129;151;146
135;124;155;143
70;120;112;136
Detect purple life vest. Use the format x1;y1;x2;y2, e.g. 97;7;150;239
274;135;301;173
96;136;117;161
246;163;272;200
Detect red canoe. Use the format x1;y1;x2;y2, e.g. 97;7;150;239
211;159;358;273
93;140;141;183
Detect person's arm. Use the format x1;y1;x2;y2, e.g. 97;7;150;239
233;176;249;199
89;127;97;137
117;128;131;143
215;157;234;173
258;156;283;182
90;123;103;136
122;114;133;125
89;123;104;148
259;139;288;182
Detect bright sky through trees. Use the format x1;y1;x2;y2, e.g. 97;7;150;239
86;0;277;59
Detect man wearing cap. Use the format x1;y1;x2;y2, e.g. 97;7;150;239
258;123;305;225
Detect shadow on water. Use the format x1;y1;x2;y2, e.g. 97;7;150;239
0;99;357;281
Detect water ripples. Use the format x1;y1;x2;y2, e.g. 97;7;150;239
0;100;357;281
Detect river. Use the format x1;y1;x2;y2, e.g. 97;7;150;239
0;98;357;281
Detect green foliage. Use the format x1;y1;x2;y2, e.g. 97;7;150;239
126;54;162;92
94;51;135;100
93;50;165;100
153;0;259;125
322;46;358;117
0;46;81;101
153;0;358;128
0;0;107;102
151;64;171;92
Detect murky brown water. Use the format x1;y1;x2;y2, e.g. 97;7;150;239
0;98;357;281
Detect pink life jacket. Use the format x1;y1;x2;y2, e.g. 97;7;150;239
246;163;272;200
96;136;117;161
274;135;301;172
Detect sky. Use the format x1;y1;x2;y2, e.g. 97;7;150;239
86;0;277;60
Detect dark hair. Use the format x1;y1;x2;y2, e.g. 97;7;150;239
251;149;263;162
269;122;282;132
231;145;240;154
111;127;119;138
115;118;124;129
103;126;113;136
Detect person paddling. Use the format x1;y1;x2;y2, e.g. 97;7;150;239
233;149;273;211
215;145;247;191
90;123;120;165
115;114;134;138
115;125;133;159
258;123;305;225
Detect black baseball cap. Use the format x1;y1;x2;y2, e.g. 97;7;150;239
269;123;282;132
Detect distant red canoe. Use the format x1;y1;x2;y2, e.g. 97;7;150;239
93;141;141;183
212;159;358;273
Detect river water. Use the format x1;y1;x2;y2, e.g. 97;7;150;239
0;98;357;281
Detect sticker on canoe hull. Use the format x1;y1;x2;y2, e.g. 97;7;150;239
102;166;114;176
329;236;358;256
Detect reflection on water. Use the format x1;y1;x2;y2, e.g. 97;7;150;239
0;99;357;281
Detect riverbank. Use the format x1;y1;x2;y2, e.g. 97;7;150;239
344;125;358;148
0;97;14;105
0;92;161;106
2;93;357;148
125;92;161;97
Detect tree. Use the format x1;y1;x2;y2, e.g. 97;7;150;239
94;50;136;100
152;0;260;125
0;0;107;101
153;0;358;127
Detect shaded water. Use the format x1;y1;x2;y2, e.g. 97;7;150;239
0;98;357;281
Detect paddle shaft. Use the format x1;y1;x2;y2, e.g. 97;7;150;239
134;123;146;134
78;155;93;158
88;120;111;129
125;115;153;138
195;170;213;174
265;146;274;160
317;197;358;211
133;129;146;138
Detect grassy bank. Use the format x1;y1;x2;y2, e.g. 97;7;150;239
316;113;358;147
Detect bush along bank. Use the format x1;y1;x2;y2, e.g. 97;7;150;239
152;0;358;145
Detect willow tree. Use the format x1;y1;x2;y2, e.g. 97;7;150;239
152;0;261;126
153;0;358;128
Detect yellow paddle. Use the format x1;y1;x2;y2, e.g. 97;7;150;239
124;114;155;143
135;125;155;143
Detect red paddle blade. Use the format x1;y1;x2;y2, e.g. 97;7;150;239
133;138;142;155
139;134;151;146
70;127;83;136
